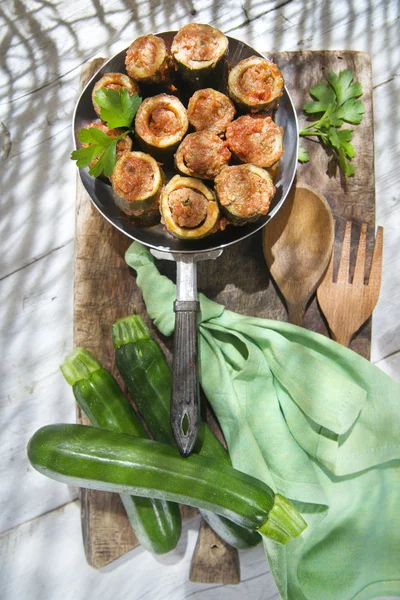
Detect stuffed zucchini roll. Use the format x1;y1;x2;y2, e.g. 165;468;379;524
187;88;236;135
160;175;219;239
228;56;284;112
82;120;133;172
111;151;164;223
175;131;231;180
135;94;188;159
171;24;228;86
92;73;140;117
125;35;173;84
214;164;275;225
226;115;284;168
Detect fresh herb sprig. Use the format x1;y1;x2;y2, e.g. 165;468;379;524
71;88;142;177
298;69;365;176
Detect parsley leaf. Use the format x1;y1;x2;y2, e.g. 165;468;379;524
71;145;103;168
327;70;362;106
338;147;355;176
298;146;310;163
303;82;335;113
89;140;117;177
340;98;365;124
94;88;142;128
78;127;108;145
336;129;356;158
299;69;365;176
72;88;142;178
71;126;125;177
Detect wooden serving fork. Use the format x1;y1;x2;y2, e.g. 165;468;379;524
317;221;383;347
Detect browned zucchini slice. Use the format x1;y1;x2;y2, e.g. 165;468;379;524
228;56;284;112
160;175;219;239
125;35;173;84
111;151;164;222
226;115;284;168
187;88;236;134
214;164;275;225
171;24;228;86
135;94;188;158
92;73;140;117
175;131;231;180
83;120;133;171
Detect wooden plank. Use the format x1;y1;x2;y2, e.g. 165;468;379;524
189;520;240;584
279;51;375;359
74;50;374;571
74;59;201;570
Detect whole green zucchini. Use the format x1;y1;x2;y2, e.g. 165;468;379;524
27;424;307;545
60;347;181;555
111;315;261;549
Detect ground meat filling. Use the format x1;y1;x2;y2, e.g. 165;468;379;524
226;115;284;167
167;188;208;228
187;89;236;134
148;105;181;137
228;57;284;110
112;155;155;200
128;36;159;69
215;166;274;219
172;24;224;63
239;65;275;103
104;83;124;92
135;96;188;146
176;132;231;179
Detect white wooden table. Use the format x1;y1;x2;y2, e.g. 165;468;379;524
0;1;399;598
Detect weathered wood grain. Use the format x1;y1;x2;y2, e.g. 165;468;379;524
74;59;202;570
74;50;375;572
281;51;375;358
189;520;240;584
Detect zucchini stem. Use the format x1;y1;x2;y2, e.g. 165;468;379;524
111;315;151;348
60;347;101;385
258;494;307;544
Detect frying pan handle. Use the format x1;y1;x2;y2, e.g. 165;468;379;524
171;259;200;456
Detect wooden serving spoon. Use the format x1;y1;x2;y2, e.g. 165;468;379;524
263;183;334;325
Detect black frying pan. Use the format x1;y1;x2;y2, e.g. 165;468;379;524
73;31;299;455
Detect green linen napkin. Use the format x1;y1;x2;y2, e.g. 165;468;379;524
126;241;400;600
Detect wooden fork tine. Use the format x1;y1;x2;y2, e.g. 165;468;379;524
337;221;352;283
352;223;367;285
368;226;384;291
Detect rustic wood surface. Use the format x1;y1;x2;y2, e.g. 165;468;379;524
73;50;375;572
189;521;241;584
75;58;239;580
75;57;200;567
1;2;399;598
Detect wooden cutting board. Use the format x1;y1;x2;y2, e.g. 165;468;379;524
74;50;374;575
